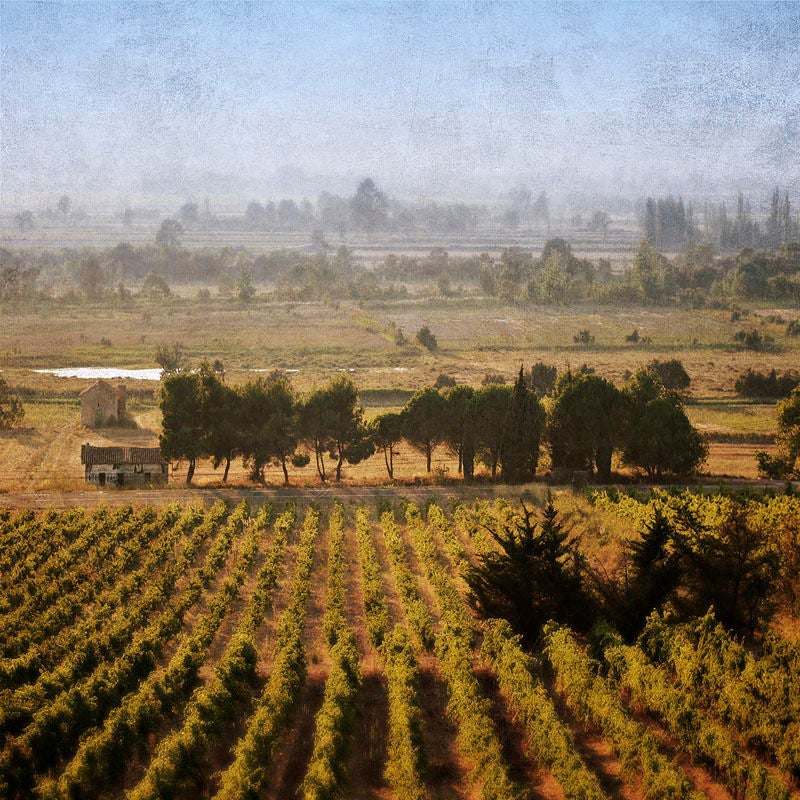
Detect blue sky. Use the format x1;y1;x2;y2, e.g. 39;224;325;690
1;1;798;208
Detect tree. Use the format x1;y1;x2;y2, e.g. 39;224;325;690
631;239;670;302
0;377;24;428
621;368;706;478
757;384;800;478
58;195;71;218
595;509;682;641
235;265;255;302
401;387;448;473
14;211;34;232
372;412;404;479
142;271;171;300
415;325;437;351
199;368;241;483
78;256;106;301
473;383;513;478
300;376;371;482
547;372;623;481
646;358;691;394
154;342;188;374
239;372;299;484
466;501;592;644
673;503;780;636
349;178;388;232
159;371;206;484
155;219;184;249
440;384;476;477
529;362;557;396
178;202;199;226
501;367;546;483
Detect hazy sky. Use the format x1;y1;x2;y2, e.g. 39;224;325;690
1;1;799;208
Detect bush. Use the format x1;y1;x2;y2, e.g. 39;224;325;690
573;329;594;345
434;373;456;389
735;368;800;398
415;325;437;351
733;328;774;351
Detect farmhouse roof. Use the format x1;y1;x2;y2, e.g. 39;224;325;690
81;444;165;466
79;380;122;398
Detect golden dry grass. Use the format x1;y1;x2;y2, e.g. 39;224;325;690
1;297;797;490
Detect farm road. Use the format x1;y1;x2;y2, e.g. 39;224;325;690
0;478;792;508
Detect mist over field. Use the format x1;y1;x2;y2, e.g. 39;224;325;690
1;0;798;215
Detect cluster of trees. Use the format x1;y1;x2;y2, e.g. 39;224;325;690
644;189;799;253
735;369;800;398
159;361;706;485
468;496;780;647
3;228;800;308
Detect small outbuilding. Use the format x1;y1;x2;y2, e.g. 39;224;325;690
81;444;168;487
79;380;126;428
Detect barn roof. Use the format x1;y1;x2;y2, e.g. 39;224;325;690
81;444;165;466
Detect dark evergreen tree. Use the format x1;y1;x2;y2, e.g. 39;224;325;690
466;501;592;644
501;367;545;483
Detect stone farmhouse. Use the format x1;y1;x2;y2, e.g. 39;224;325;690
79;380;126;428
81;444;168;487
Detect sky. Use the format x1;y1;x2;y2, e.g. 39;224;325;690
1;0;799;210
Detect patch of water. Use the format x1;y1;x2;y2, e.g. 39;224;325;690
34;367;163;380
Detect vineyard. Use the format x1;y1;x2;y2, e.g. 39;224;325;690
0;494;798;800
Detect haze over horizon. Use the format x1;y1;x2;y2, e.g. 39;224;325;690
2;1;798;213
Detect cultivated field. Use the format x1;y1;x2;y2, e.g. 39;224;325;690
0;497;797;800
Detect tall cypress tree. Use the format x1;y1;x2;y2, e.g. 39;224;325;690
501;367;545;483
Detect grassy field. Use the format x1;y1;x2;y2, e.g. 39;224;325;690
0;293;794;488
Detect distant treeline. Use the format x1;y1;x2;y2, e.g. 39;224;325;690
4;240;800;310
643;189;799;252
160;359;705;485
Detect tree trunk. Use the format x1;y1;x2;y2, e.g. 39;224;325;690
281;457;289;485
384;446;394;479
315;442;326;482
426;445;432;473
335;443;344;481
186;458;196;485
222;455;231;483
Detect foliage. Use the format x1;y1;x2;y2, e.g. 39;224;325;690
758;384;800;478
401;387;448;473
153;341;187;374
415;325;438;351
500;367;545;483
672;502;780;635
371;411;404;480
547;371;623;480
466;501;592;644
735;368;800;398
593;509;682;641
621;368;707;477
158;370;206;484
482;620;609;800
300;376;371;481
239;371;299;484
544;623;703;800
646;358;691;393
528;361;557;396
0;378;24;429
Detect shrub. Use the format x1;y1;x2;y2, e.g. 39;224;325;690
415;325;437;351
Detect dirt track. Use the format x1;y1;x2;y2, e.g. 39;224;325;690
0;478;794;509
